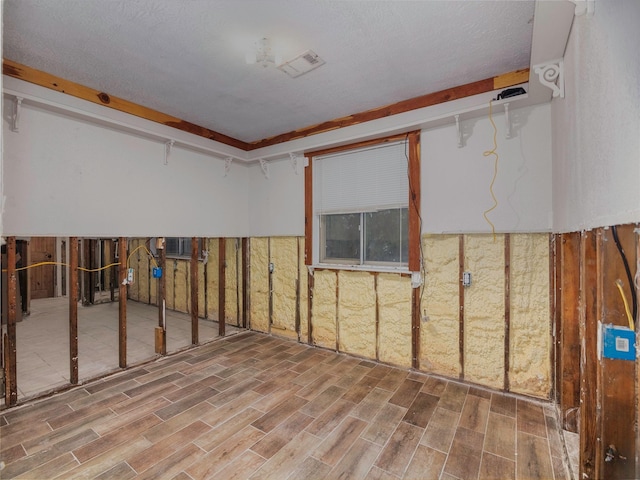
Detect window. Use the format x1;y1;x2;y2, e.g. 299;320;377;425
165;237;202;258
308;134;420;270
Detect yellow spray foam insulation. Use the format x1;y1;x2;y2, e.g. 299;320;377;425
165;257;175;311
509;234;551;397
197;260;205;318
312;270;338;349
464;234;505;389
249;237;270;332
138;240;150;304
298;238;309;341
420;235;460;377
338;271;377;358
225;238;239;324
377;273;412;368
271;237;299;340
173;259;189;313
205;238;219;321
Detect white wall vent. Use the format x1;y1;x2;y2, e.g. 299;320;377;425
278;50;325;78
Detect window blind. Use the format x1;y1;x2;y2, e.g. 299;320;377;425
314;141;408;215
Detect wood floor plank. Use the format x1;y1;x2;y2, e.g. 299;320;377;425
421;376;448;396
0;443;27;465
402;392;439;428
199;389;263;427
403;444;447;480
14;451;79;480
480;452;515;480
491;392;516;417
135;443;204;480
297;372;339;399
458;393;490;433
47;392;129;430
517;431;554;480
127;420;211;473
305;398;357;438
517;400;548;438
374;421;423;477
420;407;459;453
388;379;423;408
195;407;264;452
342;374;382;404
248;431;318;480
484;411;516;460
364;466;400;480
251;394;308;432
442;427;484;480
122;371;185;397
376;369;409;392
312;415;368;465
361;402;407;446
94;460;137;480
327;437;382;480
211;450;266;480
186;425;265;478
285;456;332;480
154;386;219;421
84;368;151;394
438;382;469;413
300;385;346;418
250;411;314;459
350;387;393;421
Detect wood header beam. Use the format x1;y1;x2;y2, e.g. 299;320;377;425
2;59;250;151
4;59;528;152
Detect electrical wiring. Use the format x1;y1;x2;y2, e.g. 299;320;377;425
482;100;499;242
2;261;121;273
611;225;637;328
615;279;635;331
126;244;158;269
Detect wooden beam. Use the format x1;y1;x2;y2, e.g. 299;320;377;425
191;237;199;345
5;237;18;405
504;234;511;392
411;283;420;370
408;132;421;272
249;70;529;149
304;155;313;266
242;238;249;329
69;237;79;385
218;238;226;337
459;235;465;380
580;229;599;479
2;59;250;151
295;237;301;341
118;237;127;368
307;271;314;345
157;240;167;355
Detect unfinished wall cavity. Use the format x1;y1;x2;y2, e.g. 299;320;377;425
249;237;269;333
509;234;551;397
420;234;460;377
270;237;300;340
311;269;337;349
337;271;377;358
377;273;412;368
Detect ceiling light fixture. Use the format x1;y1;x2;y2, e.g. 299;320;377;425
245;37;281;68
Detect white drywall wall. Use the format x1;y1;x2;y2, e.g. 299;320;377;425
552;1;640;232
422;103;553;233
2;97;250;237
247;156;305;237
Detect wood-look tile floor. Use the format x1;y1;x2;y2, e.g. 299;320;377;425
0;331;569;479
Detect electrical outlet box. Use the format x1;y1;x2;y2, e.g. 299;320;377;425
602;324;636;361
127;268;135;284
152;267;162;279
462;271;472;287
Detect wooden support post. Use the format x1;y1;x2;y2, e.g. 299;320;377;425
295;238;301;341
580;229;600;479
335;271;340;352
218;238;226;337
69;237;79;385
242;238;249;329
304;155;313;266
411;284;420;370
374;273;380;361
89;239;96;304
156;240;166;355
109;239;116;302
459;234;465;380
118;237;127;368
307;271;314;345
504;233;511;391
268;238;273;336
407;131;421;272
191;237;199;345
5;237;18;406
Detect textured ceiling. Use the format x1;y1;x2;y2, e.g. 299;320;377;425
2;0;535;144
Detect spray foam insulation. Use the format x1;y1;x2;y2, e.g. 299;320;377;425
509;234;551;397
298;238;309;341
249;237;270;332
464;234;505;389
311;270;338;349
205;238;219;321
377;273;412;368
173;259;189;313
338;271;377;358
225;238;239;324
420;234;461;377
271;237;299;340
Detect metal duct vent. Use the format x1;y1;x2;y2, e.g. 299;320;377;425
278;50;325;78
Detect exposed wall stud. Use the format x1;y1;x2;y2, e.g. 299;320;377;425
5;237;18;405
69;237;79;385
191;237;199;345
157;239;167;355
459;234;465;380
504;233;511;391
218;238;226;337
307;269;314;344
242;238;249;329
118;237;127;368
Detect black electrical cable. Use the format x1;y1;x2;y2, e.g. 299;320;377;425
611;225;638;328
